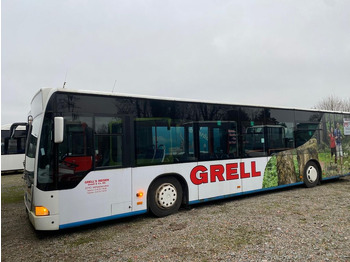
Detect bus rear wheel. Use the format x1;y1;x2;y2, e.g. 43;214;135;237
148;177;183;217
303;161;320;188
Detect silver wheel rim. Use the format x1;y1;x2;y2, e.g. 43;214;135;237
155;183;177;209
306;165;318;183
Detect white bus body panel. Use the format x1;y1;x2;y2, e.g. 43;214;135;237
1;154;25;172
240;157;269;192
196;160;243;199
34;158;270;229
28;188;60;230
59;168;132;226
56;158;269;228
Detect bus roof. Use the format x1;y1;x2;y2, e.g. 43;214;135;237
1;124;26;131
39;87;349;115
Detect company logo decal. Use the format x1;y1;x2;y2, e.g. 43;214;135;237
190;161;261;185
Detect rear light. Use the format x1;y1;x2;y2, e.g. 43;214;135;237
35;206;50;216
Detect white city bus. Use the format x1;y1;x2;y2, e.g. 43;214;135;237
2;123;27;173
24;88;350;230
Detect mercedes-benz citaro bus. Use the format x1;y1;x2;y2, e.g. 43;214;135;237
24;88;350;230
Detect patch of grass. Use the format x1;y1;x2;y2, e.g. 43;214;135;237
70;236;93;246
65;230;115;248
299;217;307;224
230;226;268;247
205;225;268;249
1;186;23;204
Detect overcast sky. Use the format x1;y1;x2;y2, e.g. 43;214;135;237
2;0;350;125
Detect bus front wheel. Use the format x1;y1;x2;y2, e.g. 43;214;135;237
148;177;183;217
303;161;320;188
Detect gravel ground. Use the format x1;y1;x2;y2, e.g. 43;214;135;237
1;173;350;262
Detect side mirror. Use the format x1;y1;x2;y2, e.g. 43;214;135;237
9;122;28;139
54;117;64;143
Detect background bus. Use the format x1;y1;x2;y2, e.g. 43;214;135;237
1;123;27;173
24;88;350;230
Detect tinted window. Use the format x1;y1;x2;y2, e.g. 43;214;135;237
240;107;266;157
198;121;238;160
95;116;123;168
56;93;137;116
1;131;7;154
57;114;93;190
1;129;26;155
37;114;54;190
295;110;322;123
265;109;295;155
294;110;322;147
135;118;195;166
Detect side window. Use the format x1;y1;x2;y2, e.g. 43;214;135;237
57;115;93;189
295;123;319;147
1;131;7;154
95;116;123;168
1;129;26;155
135;118;195;166
198;121;238;160
243;126;266;157
294;111;322;147
199;126;209;155
59;119;93;159
241;107;266;157
265;109;295;155
7;138;18;154
266;126;286;153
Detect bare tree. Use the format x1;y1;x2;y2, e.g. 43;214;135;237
343;97;350;112
314;95;350;112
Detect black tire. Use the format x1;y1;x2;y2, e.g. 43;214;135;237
148;177;183;217
303;161;320;188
